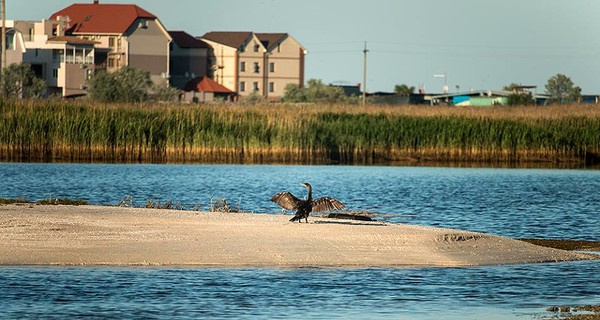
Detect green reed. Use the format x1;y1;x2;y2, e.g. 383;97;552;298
1;99;599;165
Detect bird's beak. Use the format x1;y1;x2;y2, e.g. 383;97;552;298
300;183;308;188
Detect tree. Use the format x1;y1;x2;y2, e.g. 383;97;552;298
88;66;153;103
244;90;267;105
152;84;180;103
394;84;415;96
282;83;306;103
545;73;581;104
88;71;119;102
282;79;356;104
1;63;47;99
503;83;535;106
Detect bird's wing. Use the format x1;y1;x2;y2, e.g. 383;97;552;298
311;197;346;212
271;192;302;210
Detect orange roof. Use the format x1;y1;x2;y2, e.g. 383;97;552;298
185;77;234;94
47;36;97;45
50;3;157;34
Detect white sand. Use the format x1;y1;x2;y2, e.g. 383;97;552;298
0;204;596;267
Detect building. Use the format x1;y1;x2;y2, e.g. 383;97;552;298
49;0;172;85
200;31;306;101
3;17;95;97
168;30;209;90
183;76;235;103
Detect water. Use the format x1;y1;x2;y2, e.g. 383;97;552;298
1;163;599;240
1;163;599;319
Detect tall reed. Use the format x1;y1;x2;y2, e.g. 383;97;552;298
1;99;599;165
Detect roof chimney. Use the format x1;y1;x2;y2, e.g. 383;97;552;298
93;0;99;4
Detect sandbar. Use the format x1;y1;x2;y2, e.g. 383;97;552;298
0;204;597;267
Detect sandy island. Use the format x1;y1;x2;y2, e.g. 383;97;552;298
0;204;597;267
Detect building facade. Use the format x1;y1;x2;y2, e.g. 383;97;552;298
50;1;171;85
201;31;306;101
3;17;95;97
168;30;209;90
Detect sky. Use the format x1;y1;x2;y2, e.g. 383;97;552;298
8;0;600;94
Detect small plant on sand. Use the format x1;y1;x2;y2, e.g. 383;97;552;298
144;198;184;210
118;195;135;207
36;198;88;205
0;198;32;205
209;197;242;213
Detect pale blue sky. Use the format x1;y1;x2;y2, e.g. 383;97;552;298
9;0;600;93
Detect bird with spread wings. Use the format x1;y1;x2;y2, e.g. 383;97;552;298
271;182;345;223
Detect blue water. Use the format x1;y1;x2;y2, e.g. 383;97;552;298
1;163;599;319
1;163;599;240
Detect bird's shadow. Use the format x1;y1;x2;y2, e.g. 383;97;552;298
311;219;387;227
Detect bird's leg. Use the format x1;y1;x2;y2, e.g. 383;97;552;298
305;217;308;223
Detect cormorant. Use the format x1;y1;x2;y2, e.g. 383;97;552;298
271;182;345;223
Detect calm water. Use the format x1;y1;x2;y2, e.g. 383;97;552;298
1;163;599;319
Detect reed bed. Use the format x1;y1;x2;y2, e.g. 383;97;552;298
1;99;600;165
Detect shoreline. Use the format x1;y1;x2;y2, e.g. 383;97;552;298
0;204;597;267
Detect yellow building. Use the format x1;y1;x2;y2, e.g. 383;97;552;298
201;31;306;101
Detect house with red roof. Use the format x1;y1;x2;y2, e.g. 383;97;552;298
50;0;172;85
182;76;235;103
201;31;306;101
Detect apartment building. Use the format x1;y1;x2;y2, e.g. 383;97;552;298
3;17;95;97
50;0;171;85
168;30;209;90
200;31;306;100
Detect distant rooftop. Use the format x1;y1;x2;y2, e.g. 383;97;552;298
50;2;157;34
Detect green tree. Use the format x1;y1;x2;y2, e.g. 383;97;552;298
88;66;153;103
244;90;267;105
394;84;415;96
1;63;47;99
545;73;581;104
283;79;355;104
88;71;119;102
152;84;181;103
282;83;307;103
503;83;535;106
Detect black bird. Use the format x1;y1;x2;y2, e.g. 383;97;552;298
271;182;345;223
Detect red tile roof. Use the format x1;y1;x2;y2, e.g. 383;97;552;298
184;77;234;93
168;31;208;49
50;3;157;34
201;31;253;49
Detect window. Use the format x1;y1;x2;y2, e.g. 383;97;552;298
240;81;246;92
52;49;63;62
108;58;116;68
253;62;260;74
108;37;115;48
253;82;259;92
277;44;281;53
269;62;275;73
52;69;58;79
254;44;260;52
240;61;246;72
269;82;275;93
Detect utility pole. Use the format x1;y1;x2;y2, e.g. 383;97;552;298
362;41;368;106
